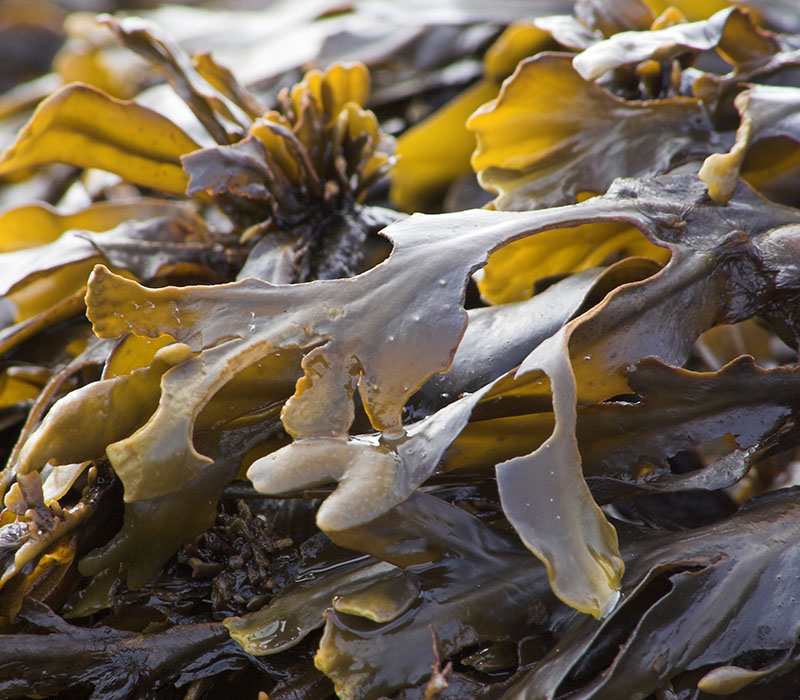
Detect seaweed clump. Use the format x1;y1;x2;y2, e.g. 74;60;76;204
1;1;800;699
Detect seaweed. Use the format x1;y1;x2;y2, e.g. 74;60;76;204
1;1;800;698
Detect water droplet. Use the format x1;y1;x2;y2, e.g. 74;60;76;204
170;301;181;325
438;278;446;286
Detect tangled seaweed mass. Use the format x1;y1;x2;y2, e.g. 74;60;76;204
1;0;800;698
